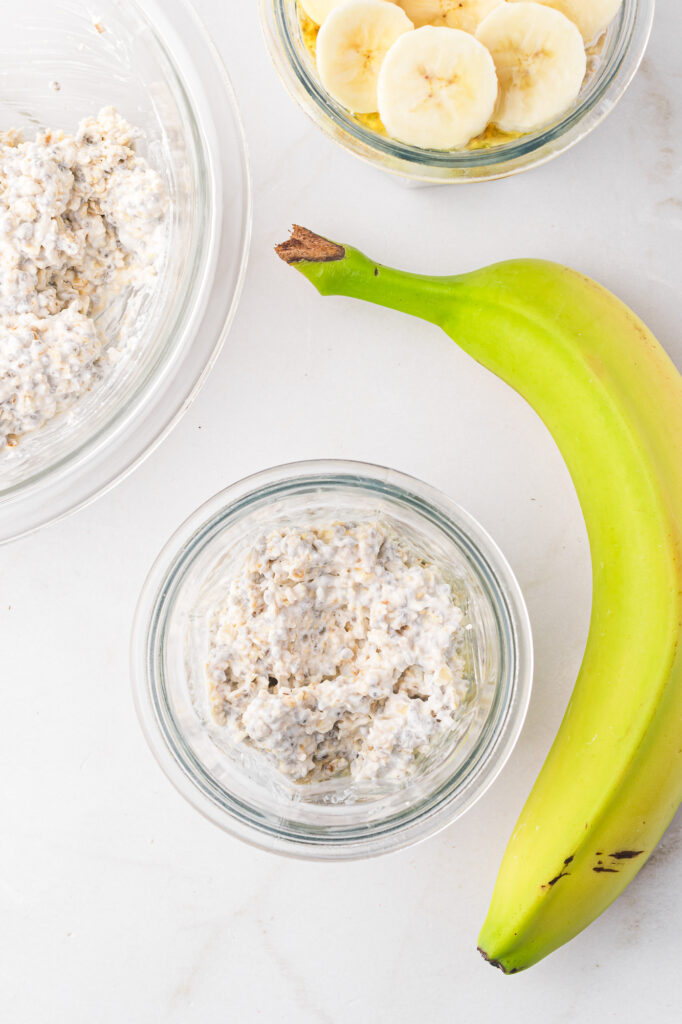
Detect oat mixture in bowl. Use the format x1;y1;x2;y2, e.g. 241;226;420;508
132;461;533;860
0;0;251;543
0;107;169;448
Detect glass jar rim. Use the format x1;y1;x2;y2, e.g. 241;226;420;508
260;0;655;182
132;459;534;860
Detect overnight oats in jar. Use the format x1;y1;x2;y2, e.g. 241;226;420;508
204;519;473;788
133;461;533;859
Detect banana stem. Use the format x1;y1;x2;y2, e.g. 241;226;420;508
276;225;458;328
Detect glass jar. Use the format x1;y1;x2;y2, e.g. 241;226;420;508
132;460;533;860
260;0;655;183
0;0;251;543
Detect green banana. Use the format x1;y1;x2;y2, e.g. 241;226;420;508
276;225;682;972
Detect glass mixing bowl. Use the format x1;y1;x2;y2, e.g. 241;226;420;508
260;0;655;183
132;460;533;860
0;0;251;543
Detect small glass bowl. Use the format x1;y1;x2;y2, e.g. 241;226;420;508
132;460;533;860
0;0;251;543
260;0;655;183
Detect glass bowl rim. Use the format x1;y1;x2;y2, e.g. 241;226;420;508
259;0;655;183
131;459;534;860
0;0;253;544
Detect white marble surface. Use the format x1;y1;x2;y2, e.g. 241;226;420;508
2;2;682;1021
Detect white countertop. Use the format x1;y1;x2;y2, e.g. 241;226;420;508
2;2;681;1021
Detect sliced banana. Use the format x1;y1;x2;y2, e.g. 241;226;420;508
476;2;586;133
397;1;505;35
300;0;397;28
316;1;414;113
377;26;498;149
507;0;623;45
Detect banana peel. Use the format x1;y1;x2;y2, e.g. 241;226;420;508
276;225;682;971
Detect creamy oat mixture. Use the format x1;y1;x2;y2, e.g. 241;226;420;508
206;521;467;785
0;106;168;447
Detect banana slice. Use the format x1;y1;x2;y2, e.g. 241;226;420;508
316;1;414;113
377;26;498;149
507;0;623;45
300;0;397;28
476;3;586;133
397;1;505;35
